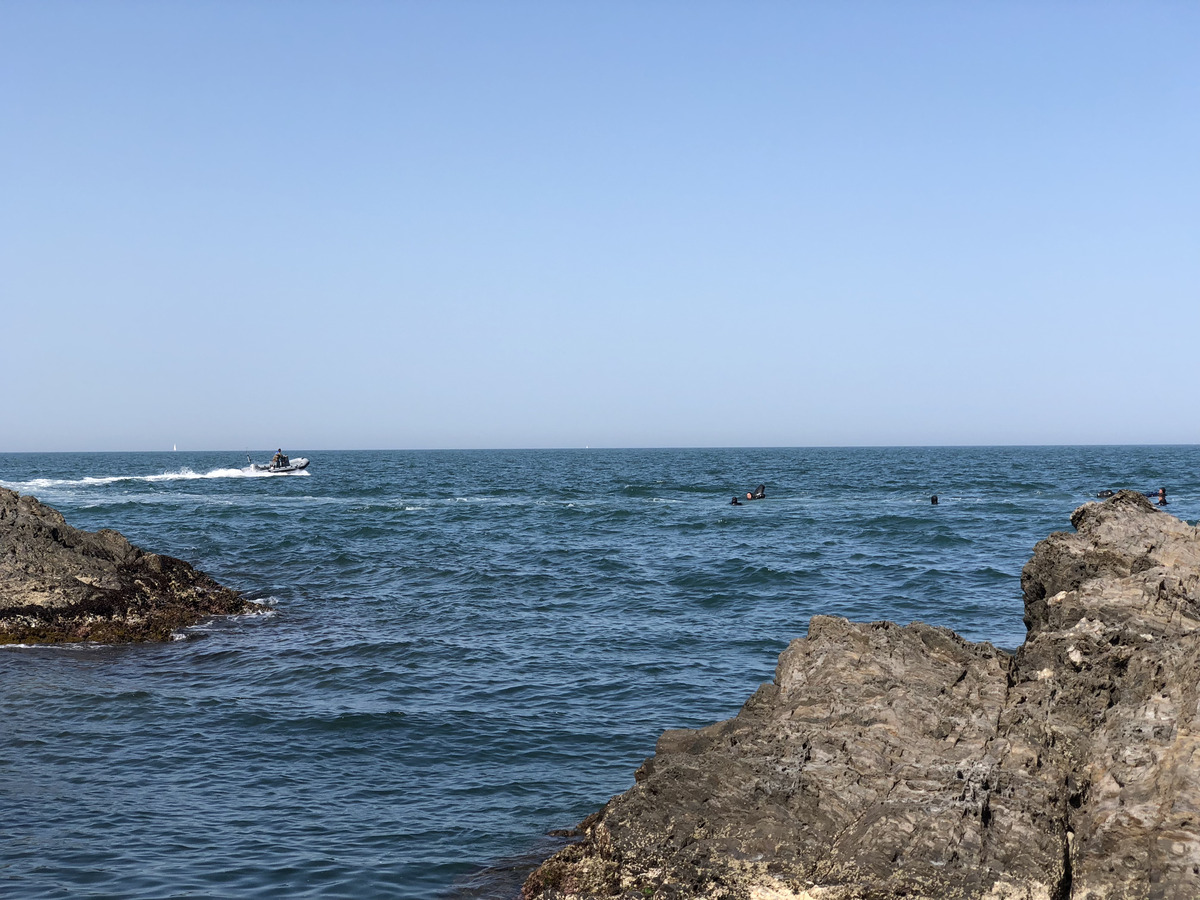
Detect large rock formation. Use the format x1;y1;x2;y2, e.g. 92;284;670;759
523;491;1200;900
0;486;258;643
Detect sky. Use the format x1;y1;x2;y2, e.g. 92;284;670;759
2;1;1197;451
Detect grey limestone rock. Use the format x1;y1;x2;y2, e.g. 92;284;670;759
523;490;1200;900
0;486;259;643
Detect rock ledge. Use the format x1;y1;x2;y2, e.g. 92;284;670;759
0;486;259;643
523;491;1200;900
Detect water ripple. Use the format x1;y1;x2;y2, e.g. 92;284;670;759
2;446;1198;897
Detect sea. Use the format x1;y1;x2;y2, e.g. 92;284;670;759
2;446;1196;899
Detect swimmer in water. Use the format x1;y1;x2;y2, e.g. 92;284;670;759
731;496;742;506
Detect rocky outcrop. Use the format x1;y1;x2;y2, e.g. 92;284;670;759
0;486;258;643
523;491;1200;900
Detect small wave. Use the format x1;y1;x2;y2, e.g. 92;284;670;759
169;604;279;641
2;466;309;491
0;640;117;651
237;604;279;618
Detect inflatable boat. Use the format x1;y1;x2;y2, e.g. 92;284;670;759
248;455;310;474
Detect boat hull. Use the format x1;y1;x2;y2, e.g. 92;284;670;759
251;458;310;473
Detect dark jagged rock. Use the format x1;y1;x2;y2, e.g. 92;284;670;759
523;490;1200;900
0;487;259;643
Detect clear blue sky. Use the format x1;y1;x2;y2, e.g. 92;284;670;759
3;2;1197;451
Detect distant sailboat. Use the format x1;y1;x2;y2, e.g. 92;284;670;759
173;444;177;451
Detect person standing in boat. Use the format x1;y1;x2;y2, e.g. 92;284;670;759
271;448;288;468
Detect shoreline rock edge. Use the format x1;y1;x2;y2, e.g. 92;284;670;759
1;486;260;644
522;491;1200;900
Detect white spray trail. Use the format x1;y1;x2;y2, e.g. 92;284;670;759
1;465;309;492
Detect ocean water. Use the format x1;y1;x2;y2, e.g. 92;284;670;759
2;446;1197;899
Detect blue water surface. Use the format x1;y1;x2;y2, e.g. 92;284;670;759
2;446;1196;898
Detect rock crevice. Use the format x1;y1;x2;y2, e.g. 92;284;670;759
524;491;1200;899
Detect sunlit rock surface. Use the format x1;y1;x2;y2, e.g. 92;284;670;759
524;491;1200;900
0;486;257;643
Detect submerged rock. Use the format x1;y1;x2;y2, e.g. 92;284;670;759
523;490;1200;899
0;486;259;643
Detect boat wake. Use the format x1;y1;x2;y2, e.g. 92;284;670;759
2;466;310;492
